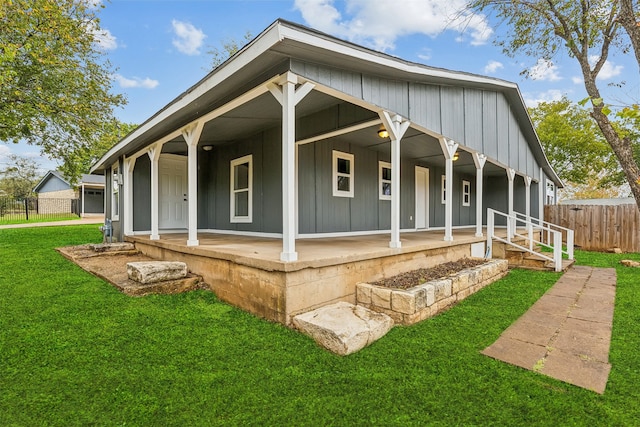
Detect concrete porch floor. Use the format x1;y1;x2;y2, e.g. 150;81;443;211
126;227;498;272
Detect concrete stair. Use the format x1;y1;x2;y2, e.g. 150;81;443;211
505;243;574;272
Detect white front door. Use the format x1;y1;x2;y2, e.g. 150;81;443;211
415;166;429;229
159;155;188;229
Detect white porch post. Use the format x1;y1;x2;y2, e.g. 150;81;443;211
525;176;532;228
268;72;314;262
472;153;487;237
379;111;410;249
123;157;136;236
148;144;162;240
439;138;458;242
507;168;516;238
539;167;544;223
182;122;204;247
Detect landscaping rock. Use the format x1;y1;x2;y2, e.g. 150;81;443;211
620;259;640;267
90;242;136;253
127;261;188;284
293;302;394;356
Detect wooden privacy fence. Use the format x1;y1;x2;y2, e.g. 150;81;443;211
545;203;640;253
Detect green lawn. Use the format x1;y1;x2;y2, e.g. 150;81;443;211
1;225;639;426
0;213;80;226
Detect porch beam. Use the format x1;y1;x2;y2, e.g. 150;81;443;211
148;144;162;240
380;112;410;249
507;168;516;238
440;138;458;242
182;121;204;247
270;72;315;262
123;157;136;236
472;153;487;237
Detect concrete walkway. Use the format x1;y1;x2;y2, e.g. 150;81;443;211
482;265;616;394
0;216;104;229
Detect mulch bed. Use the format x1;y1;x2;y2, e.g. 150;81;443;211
372;258;487;290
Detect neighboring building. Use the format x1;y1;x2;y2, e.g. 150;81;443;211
33;170;105;216
90;19;564;323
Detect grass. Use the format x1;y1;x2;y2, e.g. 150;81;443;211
0;213;79;225
1;225;639;426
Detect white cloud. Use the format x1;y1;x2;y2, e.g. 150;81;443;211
0;145;11;162
92;27;118;50
484;60;503;74
589;55;623;80
417;48;432;62
171;20;206;55
114;74;159;89
293;0;493;52
523;89;565;108
572;76;583;84
528;59;562;81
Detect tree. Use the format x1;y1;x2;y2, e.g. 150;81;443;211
206;31;253;70
528;97;621;197
472;0;640;210
0;0;126;182
57;119;137;185
0;154;40;198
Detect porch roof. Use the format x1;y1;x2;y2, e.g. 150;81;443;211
91;19;561;186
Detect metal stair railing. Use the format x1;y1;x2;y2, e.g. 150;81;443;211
487;208;572;272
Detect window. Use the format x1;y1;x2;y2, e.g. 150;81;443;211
112;163;119;220
441;175;446;204
332;150;354;198
462;180;471;207
546;181;555;205
379;161;392;200
230;155;252;223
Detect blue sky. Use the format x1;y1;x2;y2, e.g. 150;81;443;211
3;0;637;173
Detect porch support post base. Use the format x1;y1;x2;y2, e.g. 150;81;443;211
150;234;160;241
389;241;402;249
187;239;199;247
280;251;298;262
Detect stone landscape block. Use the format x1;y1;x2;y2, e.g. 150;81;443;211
127;261;188;284
90;242;136;253
424;284;435;307
433;279;452;300
292;302;394;355
356;283;372;304
371;286;392;309
391;290;416;314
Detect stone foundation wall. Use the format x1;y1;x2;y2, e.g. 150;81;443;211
356;259;509;325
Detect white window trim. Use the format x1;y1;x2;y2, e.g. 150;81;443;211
462;180;471;207
379;161;391;201
111;162;120;221
230;154;253;223
441;175;446;205
332;150;354;198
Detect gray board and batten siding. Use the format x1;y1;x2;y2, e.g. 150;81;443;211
291;59;541;181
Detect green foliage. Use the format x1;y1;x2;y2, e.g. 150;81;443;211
1;226;640;425
0;154;40;197
0;0;126;182
529;97;617;187
206;31;253;70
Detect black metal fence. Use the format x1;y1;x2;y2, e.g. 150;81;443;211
0;196;80;222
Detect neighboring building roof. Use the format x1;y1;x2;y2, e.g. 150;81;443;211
560;198;635;206
91;18;562;186
33;170;105;193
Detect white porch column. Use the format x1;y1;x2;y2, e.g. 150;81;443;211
472;153;487;237
525;175;532;221
182;122;204;247
268;72;314;262
439;138;459;242
507;168;516;238
148;144;162;240
379;111;410;249
123;157;136;236
539;167;544;223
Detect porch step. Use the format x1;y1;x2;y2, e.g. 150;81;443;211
507;249;575;272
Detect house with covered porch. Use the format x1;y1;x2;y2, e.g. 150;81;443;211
91;19;562;324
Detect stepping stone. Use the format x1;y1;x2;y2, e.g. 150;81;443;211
90;242;136;253
293;302;394;356
127;261;188;284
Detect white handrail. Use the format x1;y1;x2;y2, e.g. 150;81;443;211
487;208;571;272
512;211;574;260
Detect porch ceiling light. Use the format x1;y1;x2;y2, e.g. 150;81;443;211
202;145;213;151
377;125;389;139
452;151;459;161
